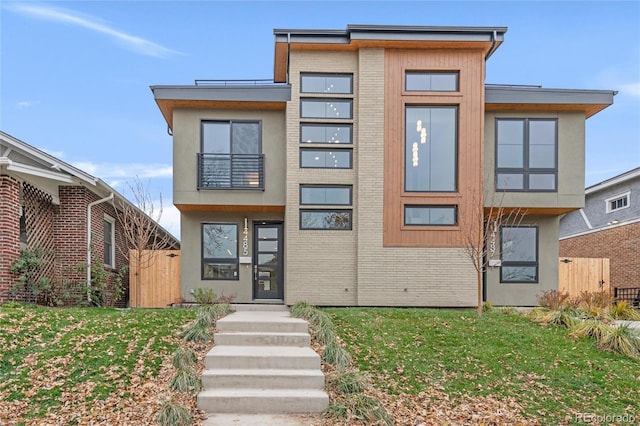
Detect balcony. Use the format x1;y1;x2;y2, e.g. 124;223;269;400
197;153;264;190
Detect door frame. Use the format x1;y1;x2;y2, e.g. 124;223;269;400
252;221;284;301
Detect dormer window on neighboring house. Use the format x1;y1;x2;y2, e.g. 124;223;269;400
606;191;630;213
496;118;557;192
198;121;264;190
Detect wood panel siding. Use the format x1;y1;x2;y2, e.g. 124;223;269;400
384;49;485;247
129;250;181;308
485;103;605;119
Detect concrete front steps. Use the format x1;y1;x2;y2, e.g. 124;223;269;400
198;305;329;414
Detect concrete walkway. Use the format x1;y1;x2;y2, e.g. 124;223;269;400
202;413;323;425
199;305;328;419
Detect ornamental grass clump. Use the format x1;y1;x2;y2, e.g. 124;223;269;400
597;324;640;359
156;399;192;426
169;369;201;393
323;340;352;369
569;320;612;341
610;301;640;320
326;368;371;394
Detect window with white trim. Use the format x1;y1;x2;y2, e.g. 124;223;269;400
104;215;116;269
606;192;630;213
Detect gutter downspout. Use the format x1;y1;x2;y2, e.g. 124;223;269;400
286;32;291;84
484;30;498;60
87;193;114;303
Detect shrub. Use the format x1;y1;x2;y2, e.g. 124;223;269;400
611;301;640;320
597;324;640;359
536;290;570;310
577;291;613;311
156;400;192;426
482;301;495;312
193;288;216;305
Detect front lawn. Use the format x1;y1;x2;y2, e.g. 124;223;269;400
0;304;195;425
326;308;639;424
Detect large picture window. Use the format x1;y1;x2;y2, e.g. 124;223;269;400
199;121;263;189
202;223;239;280
496;119;557;191
500;226;538;283
405;106;457;192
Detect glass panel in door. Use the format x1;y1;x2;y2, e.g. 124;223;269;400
253;223;284;300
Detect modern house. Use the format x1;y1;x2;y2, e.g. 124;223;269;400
0;131;179;306
560;167;640;304
151;24;614;307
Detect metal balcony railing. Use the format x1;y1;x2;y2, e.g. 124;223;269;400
197;153;265;190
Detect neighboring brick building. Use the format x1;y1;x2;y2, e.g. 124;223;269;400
0;131;179;306
560;167;640;292
152;24;614;307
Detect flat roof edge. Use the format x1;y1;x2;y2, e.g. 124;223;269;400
485;86;615;105
151;85;291;102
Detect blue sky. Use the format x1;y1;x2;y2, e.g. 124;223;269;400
2;1;639;239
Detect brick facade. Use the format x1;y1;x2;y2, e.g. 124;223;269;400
0;176;21;302
559;221;640;289
1;180;130;306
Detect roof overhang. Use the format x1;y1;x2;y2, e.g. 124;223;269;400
485;86;616;118
273;24;507;82
151;85;291;129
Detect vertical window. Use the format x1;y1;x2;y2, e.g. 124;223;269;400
606;192;630;213
500;226;538;283
199;121;263;189
202;223;239;280
405;72;459;92
405;106;457;192
301;74;352;94
104;215;115;269
496;119;557;191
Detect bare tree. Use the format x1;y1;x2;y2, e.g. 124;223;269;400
461;187;526;316
114;177;176;307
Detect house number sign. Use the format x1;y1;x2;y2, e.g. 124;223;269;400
242;218;249;256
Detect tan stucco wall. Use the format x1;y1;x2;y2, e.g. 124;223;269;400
484;111;586;209
485;215;559;306
172;108;286;206
180;211;284;303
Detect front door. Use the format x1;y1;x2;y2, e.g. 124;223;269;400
253;222;284;300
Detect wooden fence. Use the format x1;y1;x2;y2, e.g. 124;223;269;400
558;257;610;297
129;250;181;308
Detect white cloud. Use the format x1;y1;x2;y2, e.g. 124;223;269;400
619;82;640;98
8;4;180;58
71;161;173;179
156;203;181;240
17;100;40;109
